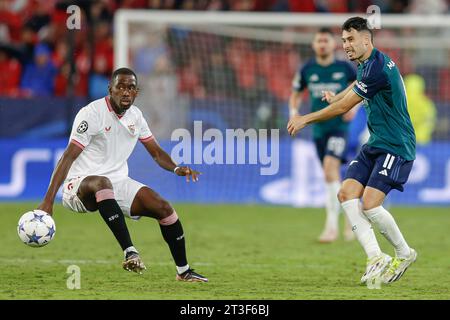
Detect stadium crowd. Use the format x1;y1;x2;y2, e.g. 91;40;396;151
0;0;449;99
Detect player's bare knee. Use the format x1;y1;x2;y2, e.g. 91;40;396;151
159;200;174;219
338;188;352;203
158;205;178;226
361;198;378;211
78;176;113;207
324;171;337;183
91;176;113;192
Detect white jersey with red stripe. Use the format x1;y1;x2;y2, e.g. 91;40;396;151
66;96;153;184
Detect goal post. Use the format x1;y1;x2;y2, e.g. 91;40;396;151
114;10;450;206
114;11;450;69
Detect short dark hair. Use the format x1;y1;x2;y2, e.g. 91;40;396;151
111;67;137;83
342;17;373;42
316;27;333;36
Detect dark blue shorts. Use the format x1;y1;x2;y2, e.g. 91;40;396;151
314;131;347;163
345;144;414;194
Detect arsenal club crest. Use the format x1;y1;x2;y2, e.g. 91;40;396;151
128;124;135;134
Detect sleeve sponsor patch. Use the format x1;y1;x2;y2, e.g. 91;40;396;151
355;81;368;93
77;120;88;133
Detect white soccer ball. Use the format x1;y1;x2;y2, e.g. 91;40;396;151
17;210;56;247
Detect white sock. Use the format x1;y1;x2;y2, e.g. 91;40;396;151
364;206;410;259
341;199;381;259
124;246;138;258
324;181;341;231
176;264;190;274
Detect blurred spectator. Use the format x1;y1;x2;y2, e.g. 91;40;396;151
52;39;68;68
314;0;348;12
93;21;114;73
0;0;33;42
404;74;437;144
408;0;448;14
438;67;450;101
89;0;114;22
203;51;237;98
132;31;169;75
53;38;91;97
119;0;148;8
16;25;37;65
389;0;410;13
24;1;52;33
288;0;316;12
270;0;289;11
177;56;206;98
20;43;56;96
226;39;258;91
73;46;91;97
228;0;276;11
1;0;449;104
54;63;71;96
83;20;114;98
206;0;230;10
0;47;21;96
147;0;177;9
179;0;202;9
89;62;109;99
257;43;297;101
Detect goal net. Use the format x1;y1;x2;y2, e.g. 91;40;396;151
114;11;450;206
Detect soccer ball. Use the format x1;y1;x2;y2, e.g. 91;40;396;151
17;210;56;247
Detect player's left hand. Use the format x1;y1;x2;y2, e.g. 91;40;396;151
175;166;201;182
321;90;336;103
287;115;308;136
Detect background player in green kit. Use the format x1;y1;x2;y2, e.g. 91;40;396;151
288;17;417;286
289;28;358;243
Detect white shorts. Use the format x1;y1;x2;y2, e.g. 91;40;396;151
62;176;146;219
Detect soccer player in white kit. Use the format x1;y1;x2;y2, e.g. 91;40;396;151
38;68;208;282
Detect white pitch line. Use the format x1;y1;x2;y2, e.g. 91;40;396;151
0;258;332;269
0;258;114;264
0;258;214;266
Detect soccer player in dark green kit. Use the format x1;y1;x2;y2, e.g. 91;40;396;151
289;28;357;243
288;17;417;286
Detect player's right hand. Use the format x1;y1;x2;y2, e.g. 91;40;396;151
321;91;336;103
175;166;201;183
37;202;53;216
287;115;308;136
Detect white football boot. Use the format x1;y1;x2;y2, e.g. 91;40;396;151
381;248;417;284
318;228;338;243
360;252;392;284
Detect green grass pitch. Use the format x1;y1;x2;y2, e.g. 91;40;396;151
1;203;449;300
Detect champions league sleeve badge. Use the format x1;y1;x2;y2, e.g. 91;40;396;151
77;121;88;134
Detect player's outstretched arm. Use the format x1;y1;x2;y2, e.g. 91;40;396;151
141;138;200;182
288;91;303;118
287;89;362;136
342;103;361;122
38;143;83;215
322;80;356;104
